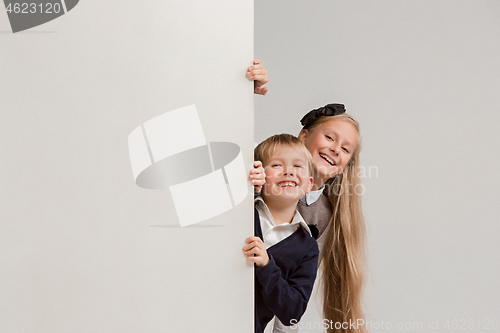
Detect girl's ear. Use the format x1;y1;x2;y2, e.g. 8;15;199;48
305;176;314;194
298;129;309;143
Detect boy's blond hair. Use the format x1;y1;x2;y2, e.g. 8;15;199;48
254;134;314;177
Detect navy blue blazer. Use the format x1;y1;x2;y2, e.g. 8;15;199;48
254;208;319;333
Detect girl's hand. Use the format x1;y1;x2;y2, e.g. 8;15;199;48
243;236;270;267
249;160;265;194
247;59;269;95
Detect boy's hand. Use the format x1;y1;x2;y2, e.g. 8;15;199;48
247;59;269;95
243;236;270;267
249;160;266;194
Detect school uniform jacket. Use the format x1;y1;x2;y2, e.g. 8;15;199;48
254;208;319;333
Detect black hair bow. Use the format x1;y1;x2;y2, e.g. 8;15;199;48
300;104;346;128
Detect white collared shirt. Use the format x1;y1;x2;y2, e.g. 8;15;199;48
255;196;312;249
304;184;325;205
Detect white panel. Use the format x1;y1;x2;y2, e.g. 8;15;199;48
169;169;233;227
225;150;249;206
1;1;254;332
143;104;206;163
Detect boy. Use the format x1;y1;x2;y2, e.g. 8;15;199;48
243;134;319;333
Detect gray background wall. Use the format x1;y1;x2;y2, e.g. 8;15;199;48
1;1;254;332
255;0;500;331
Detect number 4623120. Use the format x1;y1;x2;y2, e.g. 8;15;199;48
443;319;498;330
6;3;62;14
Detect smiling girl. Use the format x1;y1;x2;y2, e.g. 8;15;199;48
295;105;366;333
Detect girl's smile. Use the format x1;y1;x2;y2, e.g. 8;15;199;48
318;152;337;166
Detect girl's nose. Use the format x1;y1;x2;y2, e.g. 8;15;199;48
331;143;340;155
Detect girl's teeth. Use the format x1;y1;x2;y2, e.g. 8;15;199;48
320;153;334;165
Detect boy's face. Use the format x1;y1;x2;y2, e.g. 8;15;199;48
261;147;314;204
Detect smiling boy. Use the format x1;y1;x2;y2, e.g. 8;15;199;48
243;134;319;333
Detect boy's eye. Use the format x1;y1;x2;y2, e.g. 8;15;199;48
271;164;281;167
325;135;333;141
294;165;302;168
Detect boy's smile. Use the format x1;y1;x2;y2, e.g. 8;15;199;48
261;148;313;203
276;180;297;187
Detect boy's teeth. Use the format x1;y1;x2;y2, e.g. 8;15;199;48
320;153;334;165
278;182;296;187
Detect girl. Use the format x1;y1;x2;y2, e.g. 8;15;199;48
296;106;366;333
248;66;366;333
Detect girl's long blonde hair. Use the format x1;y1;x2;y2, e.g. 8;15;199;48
300;114;366;333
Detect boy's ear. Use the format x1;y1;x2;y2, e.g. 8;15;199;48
298;129;308;143
305;176;314;194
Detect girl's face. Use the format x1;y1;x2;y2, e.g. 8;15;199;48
299;119;358;180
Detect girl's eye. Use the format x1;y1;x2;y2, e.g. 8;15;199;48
294;165;302;168
272;164;281;167
342;147;350;153
325;135;333;141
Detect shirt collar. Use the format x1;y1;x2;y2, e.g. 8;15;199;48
254;196;312;237
304;184;325;205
